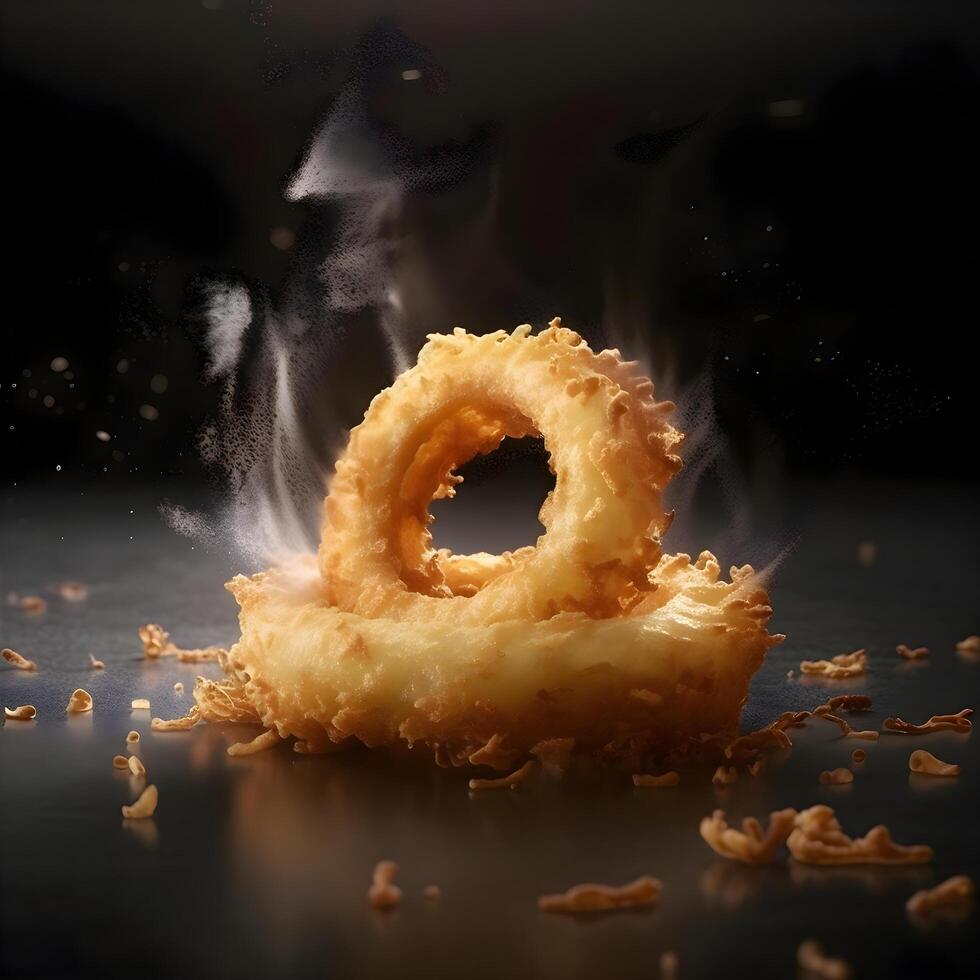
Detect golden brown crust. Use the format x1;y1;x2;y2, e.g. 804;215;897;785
788;805;932;865
537;875;662;914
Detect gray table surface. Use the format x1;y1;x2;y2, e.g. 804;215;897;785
2;478;979;979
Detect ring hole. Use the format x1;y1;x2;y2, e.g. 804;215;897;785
429;436;555;555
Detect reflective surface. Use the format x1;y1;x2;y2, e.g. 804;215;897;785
2;480;979;979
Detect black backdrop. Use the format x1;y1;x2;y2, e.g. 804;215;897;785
4;0;979;493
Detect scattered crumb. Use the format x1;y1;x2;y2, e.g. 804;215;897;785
847;730;879;741
173;682;184;695
2;648;37;671
131;699;150;711
126;731;140;744
788;805;932;865
57;581;89;602
896;644;929;661
786;669;795;679
422;885;442;900
529;736;575;771
227;728;281;757
19;595;47;614
151;706;200;732
909;749;960;777
121;784;158;819
128;755;146;777
66;689;93;714
800;650;867;680
812;709;851;736
725;726;791;762
819;768;854;786
629;688;664;707
113;755;130;769
368;860;402;910
4;705;37;720
699;808;797;863
748;759;765;777
468;733;515;769
469;760;536;791
659;951;679;980
138;623;226;663
633;771;680;788
955;635;980;655
857;540;877;567
537;875;662;914
822;695;872;712
883;708;973;735
906;875;974;919
712;766;737;787
88;654;105;670
797;939;852;980
851;749;867;764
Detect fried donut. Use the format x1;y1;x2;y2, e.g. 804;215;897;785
198;321;782;765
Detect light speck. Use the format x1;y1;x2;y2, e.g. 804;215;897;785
118;262;130;272
150;374;168;394
401;68;422;81
117;359;129;374
95;430;111;442
43;395;55;408
139;404;159;421
50;356;69;372
765;225;773;232
55;464;62;472
270;227;295;251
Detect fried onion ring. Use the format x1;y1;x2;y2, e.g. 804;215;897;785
198;322;781;765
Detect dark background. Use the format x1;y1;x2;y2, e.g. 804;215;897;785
3;0;979;529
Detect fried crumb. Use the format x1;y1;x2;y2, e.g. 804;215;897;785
896;644;929;661
57;581;88;601
19;595;47;614
2;648;37;671
530;736;575;770
699;808;797;863
88;653;105;669
954;635;980;655
813;710;851;736
787;669;795;679
629;688;664;707
128;755;146;777
822;695;872;712
4;705;37;720
659;951;679;980
847;730;879;741
788;805;932;865
633;771;680;788
906;875;974;918
121;784;158;819
725;726;791;762
131;699;150;711
537;875;662;914
851;749;867;764
883;708;973;735
368;860;401;910
173;682;184;695
748;759;765;777
151;706;200;732
857;541;877;567
469;759;536;790
800;649;867;680
819;768;854;785
797;939;852;980
909;749;960;777
139;623;226;663
66;688;93;714
712;765;737;786
192;675;261;724
227;728;281;757
468;733;515;769
113;755;130;769
126;730;140;744
423;885;442;900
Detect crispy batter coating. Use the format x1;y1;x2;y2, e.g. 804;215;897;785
195;324;781;765
906;875;974;918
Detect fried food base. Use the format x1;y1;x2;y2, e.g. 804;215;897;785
205;550;780;766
